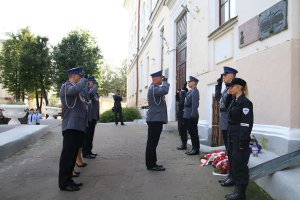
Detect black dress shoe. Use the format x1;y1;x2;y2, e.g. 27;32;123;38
89;152;97;156
219;176;229;183
155;164;163;168
121;123;125;125
177;144;187;150
60;185;80;191
73;171;80;175
147;166;166;171
221;177;235;187
186;149;199;155
72;181;83;187
76;162;87;167
83;154;96;159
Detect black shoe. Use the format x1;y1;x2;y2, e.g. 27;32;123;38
89;152;97;156
60;185;80;191
177;144;187;150
221;177;235;187
147;166;166;171
219;176;229;183
72;181;83;187
155;164;163;168
76;162;87;167
121;123;125;125
186;149;199;155
83;154;96;159
115;123;118;125
226;185;246;200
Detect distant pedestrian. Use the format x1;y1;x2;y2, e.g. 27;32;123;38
113;90;125;125
35;109;42;125
183;76;200;156
225;78;253;200
145;70;169;171
27;109;37;125
215;66;238;186
176;82;188;150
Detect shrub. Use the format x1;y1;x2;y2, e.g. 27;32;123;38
99;107;141;123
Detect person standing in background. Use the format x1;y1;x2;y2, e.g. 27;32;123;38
83;76;99;159
113;90;125;125
183;76;200;156
176;82;188;150
27;109;37;125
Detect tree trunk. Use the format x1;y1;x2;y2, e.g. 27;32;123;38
35;90;40;110
40;90;43;110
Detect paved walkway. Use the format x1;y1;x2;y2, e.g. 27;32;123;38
0;124;271;200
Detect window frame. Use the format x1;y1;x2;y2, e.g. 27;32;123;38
219;0;233;26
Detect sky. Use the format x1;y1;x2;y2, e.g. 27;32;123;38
0;0;129;70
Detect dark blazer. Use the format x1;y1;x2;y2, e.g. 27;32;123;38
113;94;123;111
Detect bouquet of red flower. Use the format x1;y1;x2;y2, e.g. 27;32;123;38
214;158;229;174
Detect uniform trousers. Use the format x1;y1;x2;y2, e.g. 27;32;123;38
184;118;200;149
83;120;97;156
146;121;163;169
228;139;250;185
59;129;83;188
222;130;233;177
114;108;124;124
178;118;187;144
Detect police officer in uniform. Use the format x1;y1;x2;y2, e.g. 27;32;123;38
225;78;253;200
58;66;88;191
176;82;188;150
183;76;200;156
215;66;238;185
82;76;99;159
146;70;170;171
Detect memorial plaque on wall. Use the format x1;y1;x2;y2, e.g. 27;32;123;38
239;16;260;48
259;0;288;40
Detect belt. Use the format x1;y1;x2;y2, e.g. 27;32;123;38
220;108;228;112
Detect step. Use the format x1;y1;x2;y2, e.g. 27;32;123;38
0;125;49;162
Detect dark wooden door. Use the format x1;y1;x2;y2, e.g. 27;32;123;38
176;13;187;91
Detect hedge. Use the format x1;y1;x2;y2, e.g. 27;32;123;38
99;107;141;123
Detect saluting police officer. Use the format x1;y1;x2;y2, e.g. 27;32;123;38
146;70;170;171
215;66;238;186
58;66;88;192
225;78;253;200
176;82;188;150
82;76;99;159
183;76;200;156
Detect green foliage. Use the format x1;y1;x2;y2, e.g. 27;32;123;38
98;59;127;97
0;27;52;108
99;107;141;123
52;29;103;93
99;109;115;123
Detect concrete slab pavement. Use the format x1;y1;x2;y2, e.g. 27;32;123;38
0;123;272;200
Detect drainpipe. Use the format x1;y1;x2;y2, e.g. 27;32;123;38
136;0;141;107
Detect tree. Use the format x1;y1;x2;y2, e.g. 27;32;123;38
98;60;127;97
0;28;53;109
0;28;31;101
20;36;53;109
52;29;103;93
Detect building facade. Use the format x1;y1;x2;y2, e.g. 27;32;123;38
125;0;300;155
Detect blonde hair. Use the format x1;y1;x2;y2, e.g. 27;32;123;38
242;84;249;97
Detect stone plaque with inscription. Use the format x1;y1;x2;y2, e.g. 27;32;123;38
259;0;288;40
239;16;260;48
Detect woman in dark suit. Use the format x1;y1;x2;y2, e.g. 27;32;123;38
225;78;253;200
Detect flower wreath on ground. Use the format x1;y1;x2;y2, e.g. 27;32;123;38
200;150;229;175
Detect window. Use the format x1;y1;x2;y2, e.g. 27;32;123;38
219;0;236;26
